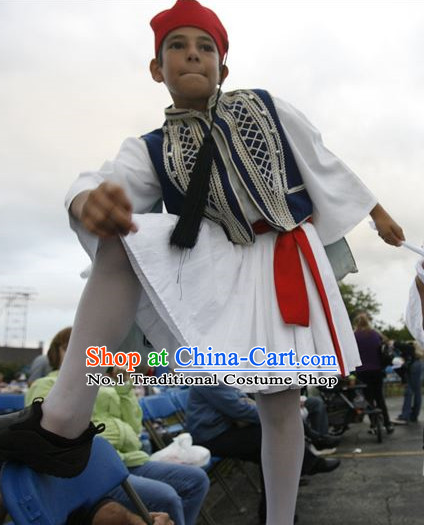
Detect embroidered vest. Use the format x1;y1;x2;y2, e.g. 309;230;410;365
142;89;313;244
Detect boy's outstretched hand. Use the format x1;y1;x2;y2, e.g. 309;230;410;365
370;203;405;247
71;182;138;238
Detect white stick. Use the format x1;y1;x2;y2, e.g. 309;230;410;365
402;242;424;257
369;221;424;257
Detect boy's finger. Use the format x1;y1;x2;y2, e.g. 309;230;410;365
386;235;401;247
85;204;136;236
107;185;133;211
84;216;120;238
129;221;139;233
90;184;131;214
109;206;135;234
84;206;120;233
392;224;405;242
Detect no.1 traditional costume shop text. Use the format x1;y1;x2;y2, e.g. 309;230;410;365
85;345;339;388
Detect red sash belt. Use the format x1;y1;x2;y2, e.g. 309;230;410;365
253;220;346;376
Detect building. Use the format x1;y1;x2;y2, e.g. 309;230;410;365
0;344;43;367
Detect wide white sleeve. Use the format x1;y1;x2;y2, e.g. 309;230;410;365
65;137;162;259
405;261;424;348
273;96;378;246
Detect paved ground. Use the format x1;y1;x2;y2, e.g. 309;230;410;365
198;396;424;525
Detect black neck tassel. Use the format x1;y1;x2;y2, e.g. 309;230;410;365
169;132;215;248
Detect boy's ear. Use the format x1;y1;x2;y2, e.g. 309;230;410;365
220;64;229;85
150;58;164;83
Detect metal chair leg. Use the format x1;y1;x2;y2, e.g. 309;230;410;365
235;459;262;494
212;468;247;514
200;507;218;525
122;478;153;525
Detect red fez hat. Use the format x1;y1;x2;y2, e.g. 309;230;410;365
150;0;228;60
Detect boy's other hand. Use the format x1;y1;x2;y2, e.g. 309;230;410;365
375;216;404;246
370;203;405;247
75;182;138;238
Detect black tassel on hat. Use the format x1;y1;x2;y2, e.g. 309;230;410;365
170;71;225;249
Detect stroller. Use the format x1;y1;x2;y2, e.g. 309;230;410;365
318;377;385;443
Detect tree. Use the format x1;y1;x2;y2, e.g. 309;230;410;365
381;322;412;341
338;283;412;341
338;282;381;322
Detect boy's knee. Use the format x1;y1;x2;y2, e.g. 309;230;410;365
176;466;210;501
191;468;210;496
159;486;184;519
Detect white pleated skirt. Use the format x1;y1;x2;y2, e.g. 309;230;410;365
122;213;361;393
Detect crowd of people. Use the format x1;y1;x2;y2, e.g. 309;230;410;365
1;309;423;524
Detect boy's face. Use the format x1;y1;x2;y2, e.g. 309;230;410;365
150;26;228;111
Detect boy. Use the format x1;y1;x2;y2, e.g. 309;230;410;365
0;1;404;524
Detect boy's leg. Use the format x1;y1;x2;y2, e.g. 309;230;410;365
130;462;209;525
0;237;142;476
199;424;262;463
107;472;185;525
372;373;391;427
255;388;304;525
400;378;413;421
304;395;329;435
42;237;141;438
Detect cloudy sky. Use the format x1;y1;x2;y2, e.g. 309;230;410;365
1;0;423;349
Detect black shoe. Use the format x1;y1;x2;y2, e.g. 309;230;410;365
0;398;104;478
312;435;341;450
309;457;340;475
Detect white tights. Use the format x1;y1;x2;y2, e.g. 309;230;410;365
42;238;141;437
42;237;304;523
256;389;304;525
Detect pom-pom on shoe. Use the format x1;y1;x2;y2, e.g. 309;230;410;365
0;398;105;478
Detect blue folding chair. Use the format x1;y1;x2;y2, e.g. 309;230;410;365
0;395;25;415
165;389;189;425
153;365;169;378
139;395;184;450
168;388;189;412
0;436;152;525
